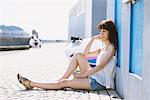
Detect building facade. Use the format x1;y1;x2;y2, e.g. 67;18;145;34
68;0;106;40
107;0;150;100
68;0;150;99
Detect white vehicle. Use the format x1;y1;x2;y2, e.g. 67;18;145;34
29;36;42;48
65;37;103;59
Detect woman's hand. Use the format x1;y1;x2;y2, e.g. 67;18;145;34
73;71;88;78
92;34;102;40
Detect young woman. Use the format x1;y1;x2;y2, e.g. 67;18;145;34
17;19;118;91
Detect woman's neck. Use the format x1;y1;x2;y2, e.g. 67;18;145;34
104;40;111;47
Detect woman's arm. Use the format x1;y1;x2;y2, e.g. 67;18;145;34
83;35;101;56
86;46;115;76
85;49;100;57
82;38;95;56
74;46;115;78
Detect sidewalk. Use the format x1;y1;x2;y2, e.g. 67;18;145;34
0;43;121;100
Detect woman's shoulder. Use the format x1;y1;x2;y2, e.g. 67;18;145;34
107;44;116;55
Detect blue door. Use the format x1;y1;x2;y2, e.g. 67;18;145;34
130;0;144;76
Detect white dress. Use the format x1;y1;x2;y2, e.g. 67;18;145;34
90;45;117;89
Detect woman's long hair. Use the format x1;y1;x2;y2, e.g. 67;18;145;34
97;19;118;51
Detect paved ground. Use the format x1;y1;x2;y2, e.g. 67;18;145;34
0;43;121;100
0;43;73;100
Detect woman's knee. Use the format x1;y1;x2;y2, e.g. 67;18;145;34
73;53;83;58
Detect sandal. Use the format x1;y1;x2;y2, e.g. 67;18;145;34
17;73;33;90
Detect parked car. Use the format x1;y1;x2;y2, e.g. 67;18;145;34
0;25;31;50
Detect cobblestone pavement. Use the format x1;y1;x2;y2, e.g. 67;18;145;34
0;43;122;100
0;43;90;100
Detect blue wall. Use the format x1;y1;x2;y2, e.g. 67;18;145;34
115;0;121;67
130;1;144;76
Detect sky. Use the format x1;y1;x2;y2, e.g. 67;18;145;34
0;0;79;40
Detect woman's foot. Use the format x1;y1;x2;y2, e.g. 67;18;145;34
17;73;33;90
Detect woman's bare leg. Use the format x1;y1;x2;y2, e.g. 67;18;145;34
59;53;91;80
30;78;91;90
